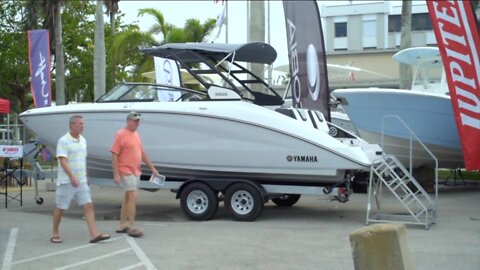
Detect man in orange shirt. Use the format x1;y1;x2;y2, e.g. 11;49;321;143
111;111;159;237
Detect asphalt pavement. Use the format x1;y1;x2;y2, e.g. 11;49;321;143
1;181;479;270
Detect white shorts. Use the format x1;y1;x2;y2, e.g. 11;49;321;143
122;174;140;191
55;182;92;210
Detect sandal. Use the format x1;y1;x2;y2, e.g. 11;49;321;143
127;228;144;238
90;233;111;243
116;227;129;233
50;237;63;244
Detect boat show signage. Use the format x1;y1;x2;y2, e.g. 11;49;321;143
0;145;23;158
154;56;182;102
427;0;480;170
27;29;51;108
283;0;331;122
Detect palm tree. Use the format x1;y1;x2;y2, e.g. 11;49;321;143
108;28;157;81
104;0;120;86
109;8;216;82
94;0;106;100
398;0;412;90
41;0;66;105
137;8;173;42
104;0;120;35
53;0;66;105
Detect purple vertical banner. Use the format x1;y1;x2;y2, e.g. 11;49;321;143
283;0;330;121
28;29;52;108
28;29;53;161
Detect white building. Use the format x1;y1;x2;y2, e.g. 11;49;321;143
320;1;437;89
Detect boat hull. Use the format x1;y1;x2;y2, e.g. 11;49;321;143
20;101;372;185
333;88;464;169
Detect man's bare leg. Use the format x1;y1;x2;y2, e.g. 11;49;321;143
52;208;64;240
83;203;99;239
126;190;138;229
117;192;129;231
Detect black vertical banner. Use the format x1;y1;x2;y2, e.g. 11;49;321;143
283;0;330;121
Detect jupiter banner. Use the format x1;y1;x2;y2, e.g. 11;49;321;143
28;29;52;108
427;0;480;170
283;0;330;121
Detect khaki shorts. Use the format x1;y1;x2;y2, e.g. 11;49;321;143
55;183;92;210
122;174;140;191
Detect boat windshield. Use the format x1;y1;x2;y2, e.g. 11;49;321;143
97;83;206;103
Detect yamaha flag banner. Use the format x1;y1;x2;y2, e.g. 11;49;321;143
283;0;330;121
427;0;480;170
28;29;53;161
28;29;52;108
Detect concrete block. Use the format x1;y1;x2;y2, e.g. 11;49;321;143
350;223;413;270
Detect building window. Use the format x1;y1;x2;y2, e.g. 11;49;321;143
388;15;401;33
335;22;347;37
363;19;377;49
389;13;433;32
412;13;433;31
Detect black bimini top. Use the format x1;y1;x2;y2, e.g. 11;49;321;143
141;42;277;65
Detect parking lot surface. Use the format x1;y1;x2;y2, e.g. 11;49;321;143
1;181;479;269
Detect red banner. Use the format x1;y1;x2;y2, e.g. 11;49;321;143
427;0;480;170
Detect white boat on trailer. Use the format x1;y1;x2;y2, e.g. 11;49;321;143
20;42;382;221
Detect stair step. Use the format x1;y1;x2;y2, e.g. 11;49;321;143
367;154;437;229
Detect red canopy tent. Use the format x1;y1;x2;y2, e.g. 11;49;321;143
0;98;10;114
0;98;10;113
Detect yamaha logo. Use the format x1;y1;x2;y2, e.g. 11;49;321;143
2;147;20;154
162;60;173;85
287;155;318;162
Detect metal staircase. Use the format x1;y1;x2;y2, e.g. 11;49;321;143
366;154;437;229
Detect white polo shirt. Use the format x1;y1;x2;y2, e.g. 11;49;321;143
56;132;87;186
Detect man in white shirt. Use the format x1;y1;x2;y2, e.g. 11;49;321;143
51;115;110;244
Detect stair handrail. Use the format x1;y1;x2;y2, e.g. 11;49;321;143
381;114;438;213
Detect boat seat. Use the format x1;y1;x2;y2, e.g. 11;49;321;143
251;92;284;106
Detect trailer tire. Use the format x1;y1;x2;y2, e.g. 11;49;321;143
272;194;301;207
180;182;218;221
224;183;263;221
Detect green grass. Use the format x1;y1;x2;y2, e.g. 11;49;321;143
438;169;480;181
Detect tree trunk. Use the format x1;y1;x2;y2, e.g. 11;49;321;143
94;0;106;100
54;1;66;105
110;11;116;35
399;0;412;90
110;11;117;84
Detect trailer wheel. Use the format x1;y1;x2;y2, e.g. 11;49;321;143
180;182;218;221
35;197;44;205
224;183;263;221
272;194;301;207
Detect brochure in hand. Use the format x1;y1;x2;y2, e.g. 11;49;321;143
149;174;166;186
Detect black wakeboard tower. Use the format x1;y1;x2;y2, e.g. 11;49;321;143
141;42;284;106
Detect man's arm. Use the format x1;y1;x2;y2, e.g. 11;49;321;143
112;153;122;185
142;151;159;176
58;156;79;188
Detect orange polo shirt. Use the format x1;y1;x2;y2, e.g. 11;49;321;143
111;128;144;176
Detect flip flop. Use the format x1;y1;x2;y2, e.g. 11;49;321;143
50;237;63;244
127;228;144;238
89;233;111;243
116;227;129;233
